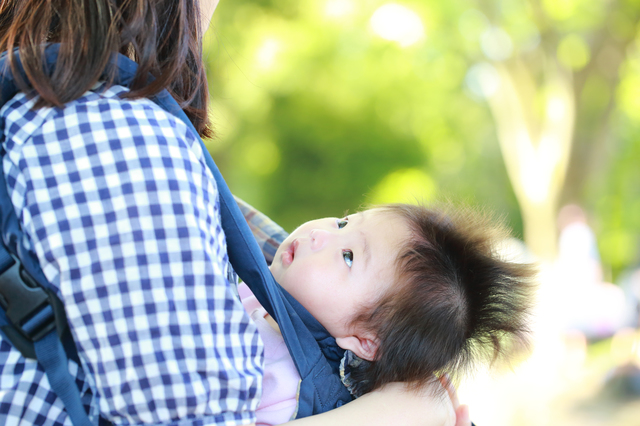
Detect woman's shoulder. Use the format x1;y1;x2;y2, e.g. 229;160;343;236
1;82;202;156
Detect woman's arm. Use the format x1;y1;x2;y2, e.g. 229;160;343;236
282;377;469;426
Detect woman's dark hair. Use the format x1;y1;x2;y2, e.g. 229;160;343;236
0;0;212;137
350;203;535;394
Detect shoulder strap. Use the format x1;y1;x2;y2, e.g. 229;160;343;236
0;44;351;421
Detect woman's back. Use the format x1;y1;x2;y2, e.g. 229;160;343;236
0;82;263;425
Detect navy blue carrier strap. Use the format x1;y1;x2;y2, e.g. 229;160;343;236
0;44;351;424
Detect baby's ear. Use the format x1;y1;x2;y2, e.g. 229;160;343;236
335;333;379;361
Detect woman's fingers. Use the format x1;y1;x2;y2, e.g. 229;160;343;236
438;375;471;426
455;404;470;426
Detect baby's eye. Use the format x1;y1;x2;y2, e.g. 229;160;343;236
342;249;353;268
337;217;349;229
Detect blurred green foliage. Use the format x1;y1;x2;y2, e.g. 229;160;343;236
204;0;640;279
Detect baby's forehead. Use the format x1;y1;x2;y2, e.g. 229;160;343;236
359;209;411;266
356;207;403;220
360;208;412;232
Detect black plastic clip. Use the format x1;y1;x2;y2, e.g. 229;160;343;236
0;256;66;359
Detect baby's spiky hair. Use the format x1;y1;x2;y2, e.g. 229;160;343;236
348;202;535;394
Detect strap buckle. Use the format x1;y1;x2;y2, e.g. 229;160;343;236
0;256;57;353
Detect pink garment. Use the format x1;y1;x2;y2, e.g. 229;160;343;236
239;283;300;426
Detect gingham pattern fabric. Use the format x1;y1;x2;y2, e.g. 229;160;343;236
0;84;263;426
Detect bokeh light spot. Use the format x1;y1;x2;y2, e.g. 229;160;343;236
369;168;436;204
256;38;282;70
481;27;513;61
542;0;579;21
325;0;355;19
465;62;501;99
557;34;591;70
616;73;640;122
600;230;638;270
370;3;425;47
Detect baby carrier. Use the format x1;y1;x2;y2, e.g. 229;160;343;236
0;44;352;425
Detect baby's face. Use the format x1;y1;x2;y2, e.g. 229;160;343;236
269;209;410;341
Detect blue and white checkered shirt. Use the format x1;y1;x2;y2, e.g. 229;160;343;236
0;84;263;426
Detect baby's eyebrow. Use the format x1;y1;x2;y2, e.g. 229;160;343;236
360;229;371;269
355;211;371;269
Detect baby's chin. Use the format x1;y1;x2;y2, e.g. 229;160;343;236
268;254;285;282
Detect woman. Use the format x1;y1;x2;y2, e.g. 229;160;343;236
0;1;469;425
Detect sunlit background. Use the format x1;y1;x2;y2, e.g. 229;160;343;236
204;0;640;424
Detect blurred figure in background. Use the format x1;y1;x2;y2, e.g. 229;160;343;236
553;204;640;404
554;204;627;340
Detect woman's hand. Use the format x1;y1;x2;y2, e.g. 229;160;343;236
439;375;471;426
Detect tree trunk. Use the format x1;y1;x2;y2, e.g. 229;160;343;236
483;60;575;260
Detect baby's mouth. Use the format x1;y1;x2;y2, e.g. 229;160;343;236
281;239;297;266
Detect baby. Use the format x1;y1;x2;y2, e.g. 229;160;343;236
239;202;534;425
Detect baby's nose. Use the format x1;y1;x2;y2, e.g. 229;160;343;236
310;229;332;250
